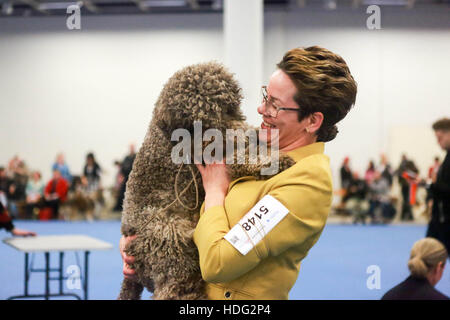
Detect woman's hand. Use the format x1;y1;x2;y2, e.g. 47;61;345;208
196;161;231;211
11;228;37;237
119;235;137;281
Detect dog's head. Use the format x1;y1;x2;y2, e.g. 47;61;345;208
153;61;245;138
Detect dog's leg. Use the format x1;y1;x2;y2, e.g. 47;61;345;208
117;278;144;300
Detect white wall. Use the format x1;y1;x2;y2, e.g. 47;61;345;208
265;7;450;185
0;14;224;186
0;6;449;188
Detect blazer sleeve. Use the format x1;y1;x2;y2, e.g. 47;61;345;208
193;160;332;284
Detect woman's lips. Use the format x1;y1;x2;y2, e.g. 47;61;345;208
261;121;276;129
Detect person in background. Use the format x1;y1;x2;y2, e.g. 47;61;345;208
340;157;352;190
338;157;353;209
396;154;419;221
364;160;376;186
7;155;21;179
424;157;441;220
1;191;36;236
7;160;28;219
113;144;136;212
113;160;123;190
379;153;393;187
83;152;102;193
0;167;12;198
428;156;441;184
381;238;448;300
0;167;19;217
52;153;72;185
43;169;69;220
25;170;44;219
367;171;394;224
426;118;450;257
345;172;369;224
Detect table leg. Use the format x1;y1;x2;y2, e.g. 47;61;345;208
84;251;90;300
59;252;64;294
24;253;29;296
45;252;50;300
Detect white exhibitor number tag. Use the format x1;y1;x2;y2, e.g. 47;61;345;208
224;195;289;255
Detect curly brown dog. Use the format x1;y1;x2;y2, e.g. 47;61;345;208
118;62;295;300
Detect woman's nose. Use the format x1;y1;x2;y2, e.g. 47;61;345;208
257;101;267;116
257;103;264;115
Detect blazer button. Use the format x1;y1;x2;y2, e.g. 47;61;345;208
224;291;231;299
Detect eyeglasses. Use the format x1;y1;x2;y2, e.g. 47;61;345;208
261;86;301;118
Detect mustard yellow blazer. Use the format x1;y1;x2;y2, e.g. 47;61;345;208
193;142;332;300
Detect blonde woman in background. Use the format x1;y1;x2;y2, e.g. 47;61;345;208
382;238;448;300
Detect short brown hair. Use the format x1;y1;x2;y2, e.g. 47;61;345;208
432;118;450;132
277;46;357;142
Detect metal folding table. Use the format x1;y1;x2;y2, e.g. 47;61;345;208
3;234;113;300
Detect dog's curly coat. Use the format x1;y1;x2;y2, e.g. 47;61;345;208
118;62;295;300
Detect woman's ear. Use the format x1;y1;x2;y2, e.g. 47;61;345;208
431;261;445;285
307;112;324;134
437;261;445;276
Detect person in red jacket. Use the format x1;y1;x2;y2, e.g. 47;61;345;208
43;169;69;220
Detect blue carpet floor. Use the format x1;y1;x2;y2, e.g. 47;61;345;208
1;220;449;300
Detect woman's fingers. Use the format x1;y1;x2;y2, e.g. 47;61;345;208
195;163;206;179
120;235;137;264
123;253;135;264
123;262;136;279
120;235;137;280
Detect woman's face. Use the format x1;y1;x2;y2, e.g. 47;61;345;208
32;172;40;181
257;69;309;150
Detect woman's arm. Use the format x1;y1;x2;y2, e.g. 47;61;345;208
194;159;332;284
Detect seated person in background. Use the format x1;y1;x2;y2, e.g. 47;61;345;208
344;172;369;224
8;160;29;219
367;171;394;224
0;192;36;236
64;176;96;221
382;237;448;300
25;170;44;219
42;169;69;220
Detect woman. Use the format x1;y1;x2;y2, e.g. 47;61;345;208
382;238;448;300
83;152;102;193
120;46;357;299
25;170;44;218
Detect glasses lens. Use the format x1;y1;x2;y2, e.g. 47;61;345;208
261;87;278;118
